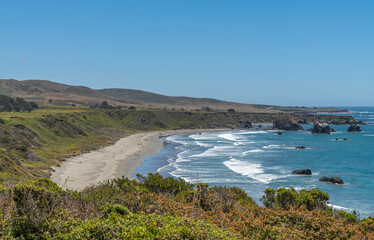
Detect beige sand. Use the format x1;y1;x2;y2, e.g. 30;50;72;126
50;129;229;191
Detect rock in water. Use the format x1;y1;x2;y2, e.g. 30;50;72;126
277;132;283;135
270;114;304;131
239;120;252;128
295;146;306;149
311;122;335;134
292;169;312;175
319;176;344;184
348;124;362;132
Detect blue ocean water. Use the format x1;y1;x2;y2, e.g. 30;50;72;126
135;107;374;217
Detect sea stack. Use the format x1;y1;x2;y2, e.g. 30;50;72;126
348;124;362;132
270;114;304;131
319;176;344;185
292;169;312;175
311;122;335;134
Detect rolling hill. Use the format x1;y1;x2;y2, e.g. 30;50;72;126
0;79;345;113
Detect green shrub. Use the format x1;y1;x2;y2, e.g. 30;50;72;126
43;213;236;239
360;216;374;232
334;210;359;223
100;204;131;217
136;173;194;196
12;179;64;239
261;187;329;211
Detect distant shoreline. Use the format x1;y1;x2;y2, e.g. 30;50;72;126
50;128;230;191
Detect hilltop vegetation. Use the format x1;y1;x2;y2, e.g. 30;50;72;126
0;95;38;112
0;174;373;239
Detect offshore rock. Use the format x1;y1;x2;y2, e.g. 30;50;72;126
292;169;312;175
270;114;304;131
311;122;335;134
348;124;362;132
319;176;344;185
239;120;252;129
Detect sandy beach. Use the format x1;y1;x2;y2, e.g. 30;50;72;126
50;129;229;191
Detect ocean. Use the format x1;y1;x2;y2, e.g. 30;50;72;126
135;107;374;217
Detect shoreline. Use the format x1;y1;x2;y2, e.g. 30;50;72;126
50;128;230;191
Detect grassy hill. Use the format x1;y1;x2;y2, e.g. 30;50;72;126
0;79;346;113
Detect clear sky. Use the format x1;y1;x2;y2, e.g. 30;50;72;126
1;1;373;106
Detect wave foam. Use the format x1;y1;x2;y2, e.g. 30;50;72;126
166;135;190;145
263;144;301;150
194;141;213;147
242;149;264;156
327;203;353;212
218;133;242;141
263;144;280;149
223;158;279;184
189;133;217;140
234;130;268;135
191;145;234;158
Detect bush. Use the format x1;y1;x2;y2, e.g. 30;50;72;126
100;204;131;217
43;213;236;239
0;95;38;112
2;176;373;239
136;173;194;196
334;210;359;223
261;187;329;211
360;216;374;232
12;179;64;239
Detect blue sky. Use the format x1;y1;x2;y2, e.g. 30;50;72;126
1;1;373;106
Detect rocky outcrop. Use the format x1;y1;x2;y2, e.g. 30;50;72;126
348;124;362;132
292;169;312;175
295;146;306;149
319;176;344;185
292;115;362;125
239;121;252;128
270;114;304;131
311;122;335;134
